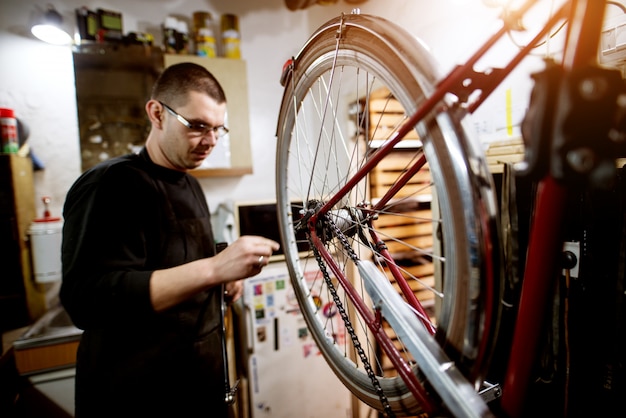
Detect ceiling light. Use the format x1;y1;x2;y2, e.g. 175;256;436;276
31;5;72;45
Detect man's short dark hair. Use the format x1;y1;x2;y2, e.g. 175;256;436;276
151;62;226;107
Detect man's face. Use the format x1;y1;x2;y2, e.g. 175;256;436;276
159;91;227;170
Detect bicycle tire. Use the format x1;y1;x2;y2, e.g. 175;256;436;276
275;12;502;415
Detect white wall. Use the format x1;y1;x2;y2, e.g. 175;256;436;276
0;0;313;217
0;0;582;217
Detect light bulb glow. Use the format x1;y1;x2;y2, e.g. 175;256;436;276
31;24;72;45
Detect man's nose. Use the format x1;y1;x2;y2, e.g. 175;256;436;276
200;132;218;146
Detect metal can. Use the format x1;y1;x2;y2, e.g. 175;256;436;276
220;14;240;59
193;11;217;58
1;108;19;154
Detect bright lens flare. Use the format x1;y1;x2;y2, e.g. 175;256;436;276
31;24;72;45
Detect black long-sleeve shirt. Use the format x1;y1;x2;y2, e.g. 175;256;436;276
61;147;226;417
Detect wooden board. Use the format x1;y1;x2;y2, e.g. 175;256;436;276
484;137;525;173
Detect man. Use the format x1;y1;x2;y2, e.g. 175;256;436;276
61;62;279;417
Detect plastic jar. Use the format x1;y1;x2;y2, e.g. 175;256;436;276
28;197;63;283
176;20;190;54
28;218;63;283
163;16;179;54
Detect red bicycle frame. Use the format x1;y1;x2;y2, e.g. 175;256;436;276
501;1;607;415
303;0;609;414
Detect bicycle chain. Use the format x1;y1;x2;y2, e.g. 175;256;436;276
309;212;395;418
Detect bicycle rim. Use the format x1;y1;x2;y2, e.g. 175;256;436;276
275;13;502;415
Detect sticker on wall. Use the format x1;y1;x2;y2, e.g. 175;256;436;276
254;283;263;295
302;342;320;358
298;326;309;340
257;326;266;343
254;293;264;304
281;324;293;347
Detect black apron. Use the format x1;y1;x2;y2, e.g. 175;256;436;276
75;171;227;418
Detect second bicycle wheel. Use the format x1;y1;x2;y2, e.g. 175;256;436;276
275;12;502;415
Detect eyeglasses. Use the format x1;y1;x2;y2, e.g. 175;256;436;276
159;101;229;138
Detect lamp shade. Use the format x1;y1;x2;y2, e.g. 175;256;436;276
31;5;72;45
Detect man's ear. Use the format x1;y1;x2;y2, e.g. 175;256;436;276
145;99;163;127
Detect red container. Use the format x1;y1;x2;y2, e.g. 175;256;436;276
0;107;19;154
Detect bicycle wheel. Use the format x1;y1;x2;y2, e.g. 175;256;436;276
276;12;502;415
